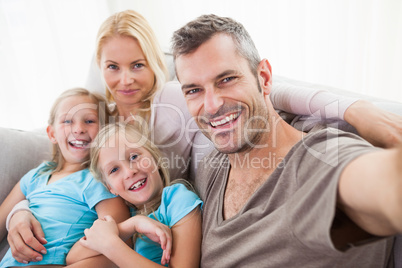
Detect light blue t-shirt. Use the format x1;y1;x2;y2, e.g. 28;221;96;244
0;162;116;267
135;183;202;266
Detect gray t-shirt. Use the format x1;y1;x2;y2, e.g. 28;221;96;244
197;128;393;268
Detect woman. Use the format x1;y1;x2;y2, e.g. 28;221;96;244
7;9;402;264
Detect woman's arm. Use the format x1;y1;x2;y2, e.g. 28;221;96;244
66;196;131;267
0;182;36;264
0;182;25;241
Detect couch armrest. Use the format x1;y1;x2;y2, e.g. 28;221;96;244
0;127;51;259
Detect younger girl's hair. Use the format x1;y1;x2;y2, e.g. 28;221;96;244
44;87;110;174
96;9;169;107
90;122;170;214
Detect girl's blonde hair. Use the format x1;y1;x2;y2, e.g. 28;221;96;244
90;122;170;214
44;87;110;174
96;9;169;109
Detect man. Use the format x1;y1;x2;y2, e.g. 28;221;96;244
172;14;400;267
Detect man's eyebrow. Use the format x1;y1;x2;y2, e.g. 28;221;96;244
181;70;239;91
181;83;200;91
215;70;238;81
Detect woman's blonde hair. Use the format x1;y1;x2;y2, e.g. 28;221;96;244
90;122;170;214
96;9;169;107
44;87;110;174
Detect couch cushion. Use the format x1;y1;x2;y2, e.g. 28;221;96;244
0;127;51;258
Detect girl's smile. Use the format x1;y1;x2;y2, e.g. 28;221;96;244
98;133;163;209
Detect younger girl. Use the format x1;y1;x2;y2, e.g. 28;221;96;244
78;122;202;268
0;88;131;267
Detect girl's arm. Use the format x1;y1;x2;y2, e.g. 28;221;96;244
167;207;202;268
80;208;201;268
79;215;173;267
66;196;131;267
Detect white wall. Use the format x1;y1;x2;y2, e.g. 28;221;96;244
1;0;401;130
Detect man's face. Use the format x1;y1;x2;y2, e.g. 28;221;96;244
176;34;271;154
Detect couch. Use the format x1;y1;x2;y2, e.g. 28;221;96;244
1;56;402;264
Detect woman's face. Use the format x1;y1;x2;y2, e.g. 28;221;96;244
100;35;155;109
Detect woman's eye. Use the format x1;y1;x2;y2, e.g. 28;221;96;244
107;64;118;70
132;63;145;69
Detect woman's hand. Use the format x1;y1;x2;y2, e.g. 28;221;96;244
7;210;47;264
119;215;172;266
344;100;402;148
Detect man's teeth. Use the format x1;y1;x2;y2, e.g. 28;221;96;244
69;140;88;147
129;179;146;190
210;113;239;127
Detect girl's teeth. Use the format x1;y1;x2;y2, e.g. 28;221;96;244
130;179;146;190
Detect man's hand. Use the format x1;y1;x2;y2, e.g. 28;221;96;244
344;100;402;148
7;210;47;264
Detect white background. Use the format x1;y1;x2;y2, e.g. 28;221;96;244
1;0;401;130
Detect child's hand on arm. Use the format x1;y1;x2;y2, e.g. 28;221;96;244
80;215;122;254
119;215;172;265
66;196;131;267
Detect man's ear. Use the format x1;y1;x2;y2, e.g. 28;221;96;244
47;125;57;144
257;58;273;96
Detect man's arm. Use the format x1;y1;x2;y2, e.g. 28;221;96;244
338;146;402;237
344;100;402;148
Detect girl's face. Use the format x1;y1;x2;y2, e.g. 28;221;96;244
98;134;164;209
100;35;155;109
47;95;100;167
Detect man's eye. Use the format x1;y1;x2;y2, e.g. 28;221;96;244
186;88;200;95
222;76;235;83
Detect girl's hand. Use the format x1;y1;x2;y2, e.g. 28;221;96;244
119;215;172;265
79;215;120;254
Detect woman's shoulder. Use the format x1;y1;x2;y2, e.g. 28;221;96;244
154;81;186;107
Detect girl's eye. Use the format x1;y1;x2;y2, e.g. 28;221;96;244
64;120;72;124
110;167;118;174
85;119;96;124
129;154;139;161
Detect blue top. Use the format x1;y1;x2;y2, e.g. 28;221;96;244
135;183;203;266
0;162;116;267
